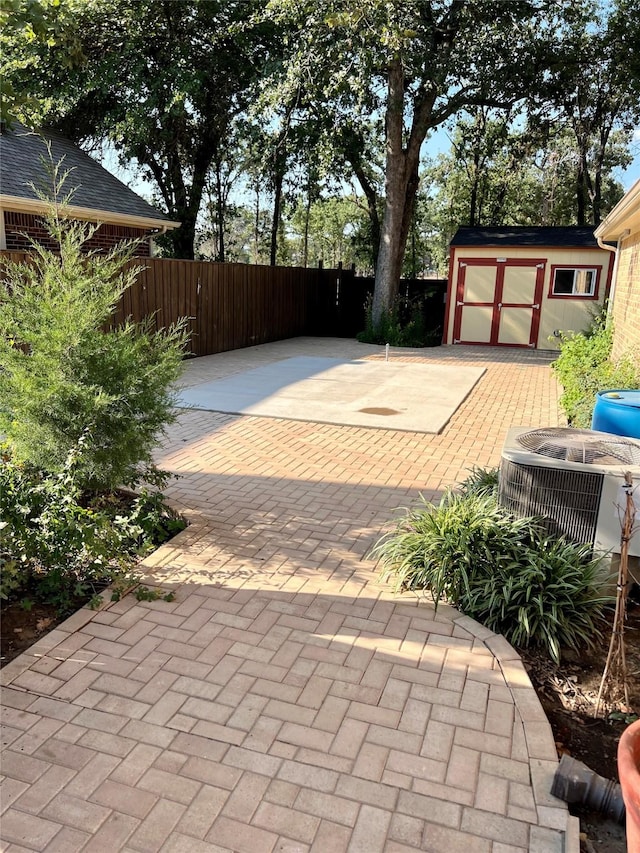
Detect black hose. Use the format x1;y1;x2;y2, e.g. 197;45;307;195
551;754;626;824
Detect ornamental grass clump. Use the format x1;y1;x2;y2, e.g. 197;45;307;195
373;472;611;663
461;536;608;664
374;490;539;606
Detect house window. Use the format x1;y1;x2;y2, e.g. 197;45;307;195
552;267;598;296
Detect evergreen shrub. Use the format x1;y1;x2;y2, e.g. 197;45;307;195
0;173;188;611
0;197;187;491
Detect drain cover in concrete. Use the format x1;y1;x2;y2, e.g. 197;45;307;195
177;356;485;433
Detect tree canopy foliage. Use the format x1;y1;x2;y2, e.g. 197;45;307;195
3;0;279;258
262;0;574;320
3;0;638;312
533;0;640;224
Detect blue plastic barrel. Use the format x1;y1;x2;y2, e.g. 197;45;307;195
591;390;640;439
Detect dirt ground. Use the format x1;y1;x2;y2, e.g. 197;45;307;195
521;597;640;853
1;600;71;666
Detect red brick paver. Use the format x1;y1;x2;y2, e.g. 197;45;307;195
1;339;578;853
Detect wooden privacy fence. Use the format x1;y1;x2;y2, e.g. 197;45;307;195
0;252;447;356
112;259;335;357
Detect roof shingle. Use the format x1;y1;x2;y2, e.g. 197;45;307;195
0;122;170;224
450;225;601;248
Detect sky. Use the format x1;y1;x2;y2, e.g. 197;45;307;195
101;122;640;215
624;128;640;189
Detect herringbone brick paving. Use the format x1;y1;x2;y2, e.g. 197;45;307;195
1;339;577;852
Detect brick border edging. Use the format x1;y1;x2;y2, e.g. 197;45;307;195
0;517;204;689
450;612;580;853
0;516;204;690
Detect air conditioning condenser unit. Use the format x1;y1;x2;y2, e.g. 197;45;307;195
499;427;640;557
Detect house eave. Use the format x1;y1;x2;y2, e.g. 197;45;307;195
0;194;181;232
594;179;640;241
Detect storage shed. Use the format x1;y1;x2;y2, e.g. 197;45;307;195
443;226;615;350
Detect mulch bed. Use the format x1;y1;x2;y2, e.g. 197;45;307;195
1;598;89;667
520;599;640;853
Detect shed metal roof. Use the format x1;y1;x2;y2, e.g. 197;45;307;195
0;121;172;225
450;226;601;248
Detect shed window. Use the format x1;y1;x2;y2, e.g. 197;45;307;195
552;267;597;296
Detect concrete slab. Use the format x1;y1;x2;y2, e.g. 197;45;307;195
177;356;486;433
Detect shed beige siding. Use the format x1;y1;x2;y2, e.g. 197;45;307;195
445;245;613;350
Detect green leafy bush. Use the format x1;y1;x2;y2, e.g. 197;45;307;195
0;554;24;603
104;487;187;553
357;294;439;347
551;316;640;427
0;198;187;491
373;474;610;663
1;447;126;609
0;447;185;612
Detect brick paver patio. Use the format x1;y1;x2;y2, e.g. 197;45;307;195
1;339;579;852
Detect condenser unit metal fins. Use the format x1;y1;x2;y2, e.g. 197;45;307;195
499;459;603;546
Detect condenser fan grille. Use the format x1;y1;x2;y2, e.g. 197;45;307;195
516;428;640;466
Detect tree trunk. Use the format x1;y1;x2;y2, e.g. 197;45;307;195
373;195;407;324
576;168;587;226
349;158;381;269
368;0;461;325
168;215;196;260
269;105;295;267
303;187;311;267
591;128;611;226
164;164;207;259
371;59;419;326
576;143;589;226
163;145;211;259
254;187;260;264
469;148;481;226
592;169;602;225
270;173;283;266
270;136;288;266
215;162;226;262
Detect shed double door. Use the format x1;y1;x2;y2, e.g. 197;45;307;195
452;258;546;348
